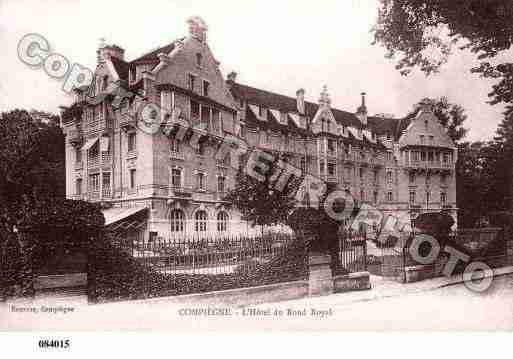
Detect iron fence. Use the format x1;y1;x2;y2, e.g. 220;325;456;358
113;233;305;276
335;229;367;274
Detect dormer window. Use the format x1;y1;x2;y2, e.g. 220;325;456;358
259;106;266;118
196;53;202;68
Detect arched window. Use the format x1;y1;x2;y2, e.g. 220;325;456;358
217;211;229;232
195;210;207;232
170;209;185;232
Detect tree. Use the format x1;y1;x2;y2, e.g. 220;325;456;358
373;1;513;109
411;97;468;143
0;109;67;297
223;151;301;230
494;106;513;210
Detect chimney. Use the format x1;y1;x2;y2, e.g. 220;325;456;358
227;71;237;82
356;92;368;126
419;98;434;113
187;16;208;43
296;88;305;114
318;85;331;107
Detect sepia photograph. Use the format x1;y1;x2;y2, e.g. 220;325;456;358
0;0;512;352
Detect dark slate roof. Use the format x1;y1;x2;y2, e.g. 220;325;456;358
230;83;365;130
110;56;129;81
130;39;185;64
367;114;413;141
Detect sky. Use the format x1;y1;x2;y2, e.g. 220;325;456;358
0;0;507;142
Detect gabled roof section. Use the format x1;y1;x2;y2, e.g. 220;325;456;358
130;39;185;65
110;56;129;80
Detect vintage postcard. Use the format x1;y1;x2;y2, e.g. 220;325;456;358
1;0;513;342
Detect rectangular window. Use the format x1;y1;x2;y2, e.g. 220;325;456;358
387;171;393;184
409;191;416;204
319;160;325;175
421;151;427;161
89;173;100;192
409;172;415;183
195;141;206;156
217;176;225;192
187;73;195;91
327;139;335;154
203;80;210;97
327;163;336;176
75;148;82;163
239;123;246;138
190;100;200;121
102;172;111;196
196;172;206;190
76;179;82;195
426;191;431;204
170;139;180;153
420;135;425;145
171;168;182;188
212;109;221;135
441;192;447;205
127;132;136;152
428;151;434;162
387;191;393;202
129;169;136;189
373;191;378;205
386;152;392;161
300;158;307;173
374;170;379;183
201;106;210;130
441;174;447;184
102;172;110;189
359;167;364;179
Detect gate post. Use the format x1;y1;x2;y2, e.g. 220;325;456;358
308;254;333;296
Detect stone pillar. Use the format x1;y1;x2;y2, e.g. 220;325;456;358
308;254;333;296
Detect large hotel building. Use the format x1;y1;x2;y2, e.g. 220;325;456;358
61;17;458;239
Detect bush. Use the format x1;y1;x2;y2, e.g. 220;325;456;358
1;198;103;300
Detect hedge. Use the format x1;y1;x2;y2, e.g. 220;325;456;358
88;236;308;303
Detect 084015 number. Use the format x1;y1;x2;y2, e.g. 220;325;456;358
38;339;70;349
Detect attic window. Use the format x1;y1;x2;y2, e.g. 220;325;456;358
196;53;202;67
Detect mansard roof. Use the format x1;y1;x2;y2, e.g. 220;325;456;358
230;82;410;146
230;83;364;130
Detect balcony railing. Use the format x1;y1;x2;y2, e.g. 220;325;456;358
170;151;185;160
169;185;194;198
404;160;454;170
101;153;112;167
88;190;100;200
88;156;100;168
102;186;111;198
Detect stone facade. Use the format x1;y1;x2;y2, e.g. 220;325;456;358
60;17;458;241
